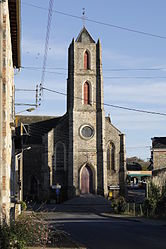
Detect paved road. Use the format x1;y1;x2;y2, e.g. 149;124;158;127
32;195;166;249
42;212;166;249
127;188;145;203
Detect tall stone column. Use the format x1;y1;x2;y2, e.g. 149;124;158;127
119;134;126;195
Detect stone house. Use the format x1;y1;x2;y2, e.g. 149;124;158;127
151;137;166;188
17;27;126;202
0;0;21;223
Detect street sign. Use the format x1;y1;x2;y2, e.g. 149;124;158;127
52;184;61;190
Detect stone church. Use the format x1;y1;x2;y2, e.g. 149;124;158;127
16;27;126;201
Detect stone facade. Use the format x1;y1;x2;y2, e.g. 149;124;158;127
152;150;166;170
151;137;166;188
151;137;166;170
0;0;20;223
17;28;126;202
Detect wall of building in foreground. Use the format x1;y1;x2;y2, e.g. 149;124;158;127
0;0;15;224
153;149;166;170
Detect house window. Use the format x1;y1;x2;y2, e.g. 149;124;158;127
107;143;115;171
84;82;90;105
84;51;90;70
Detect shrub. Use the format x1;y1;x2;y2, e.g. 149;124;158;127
20;201;27;211
155;182;166;216
155;195;166;216
143;198;157;217
148;182;160;201
143;181;166;217
0;212;49;249
111;196;126;214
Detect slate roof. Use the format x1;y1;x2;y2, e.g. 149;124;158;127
16;115;59;126
152;137;166;149
16;115;62;137
15;115;65;147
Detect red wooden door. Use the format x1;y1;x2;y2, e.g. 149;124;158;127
81;166;92;194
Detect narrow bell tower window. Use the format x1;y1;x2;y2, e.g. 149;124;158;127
84;51;90;70
84;82;90;105
107;143;115;171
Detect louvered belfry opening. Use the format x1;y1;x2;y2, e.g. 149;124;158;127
84;82;90;105
84;51;90;70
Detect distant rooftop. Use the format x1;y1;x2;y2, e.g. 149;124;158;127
15;115;64;140
152;137;166;149
16;115;59;125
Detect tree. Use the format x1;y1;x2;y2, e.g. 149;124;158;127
126;157;150;171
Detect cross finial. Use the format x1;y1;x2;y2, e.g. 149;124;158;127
82;8;86;27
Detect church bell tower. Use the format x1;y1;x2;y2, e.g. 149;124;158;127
67;27;107;197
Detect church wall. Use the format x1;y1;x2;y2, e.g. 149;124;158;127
47;130;54;187
105;119;121;186
72;110;98;194
53;115;69;199
23;145;44;201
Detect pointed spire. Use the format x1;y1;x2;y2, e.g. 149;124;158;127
76;27;95;43
97;39;101;47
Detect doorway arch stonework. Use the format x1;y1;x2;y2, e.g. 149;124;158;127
80;164;94;194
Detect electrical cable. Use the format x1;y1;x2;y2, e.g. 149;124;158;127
20;67;166;79
39;0;54;106
22;2;166;40
15;88;36;92
21;65;166;72
42;87;166;116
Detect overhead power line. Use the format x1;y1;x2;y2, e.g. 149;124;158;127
42;87;166;117
15;103;37;107
23;2;166;40
126;146;150;149
20;66;166;79
15;88;36;92
104;76;166;79
39;0;54;106
104;68;166;72
21;65;166;72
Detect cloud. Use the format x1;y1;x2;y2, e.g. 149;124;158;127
104;81;166;105
102;49;152;67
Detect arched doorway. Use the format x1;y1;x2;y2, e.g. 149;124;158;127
81;165;93;194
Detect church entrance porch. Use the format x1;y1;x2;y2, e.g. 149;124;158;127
81;165;93;194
